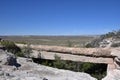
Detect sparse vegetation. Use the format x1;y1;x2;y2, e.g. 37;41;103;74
89;29;120;47
0;40;21;54
32;54;107;80
81;62;107;80
84;43;92;48
21;43;32;58
111;42;120;47
100;29;120;39
66;40;73;47
0;40;32;57
0;36;94;47
1;34;114;79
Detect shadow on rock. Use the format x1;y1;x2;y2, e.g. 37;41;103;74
6;52;21;68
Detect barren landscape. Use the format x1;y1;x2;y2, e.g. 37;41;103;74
0;36;95;47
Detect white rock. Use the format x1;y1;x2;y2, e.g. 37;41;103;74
0;57;97;80
102;69;120;80
111;49;120;58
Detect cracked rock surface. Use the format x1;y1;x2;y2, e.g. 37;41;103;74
0;49;96;80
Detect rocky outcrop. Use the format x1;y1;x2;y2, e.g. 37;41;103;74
99;37;120;48
0;49;17;66
111;49;120;69
99;38;114;48
0;49;97;80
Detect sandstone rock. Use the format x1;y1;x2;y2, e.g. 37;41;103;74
111;49;120;58
0;57;97;80
0;49;21;70
114;57;120;69
0;49;97;80
102;69;120;80
0;49;8;65
5;49;120;80
111;49;120;69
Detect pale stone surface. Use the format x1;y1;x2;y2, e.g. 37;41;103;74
111;49;120;69
107;63;116;74
0;49;97;80
30;50;41;58
103;49;120;80
0;49;16;65
102;69;120;80
111;49;120;58
9;57;97;80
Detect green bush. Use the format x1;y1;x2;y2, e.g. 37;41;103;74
81;62;94;72
0;40;21;54
32;57;106;80
67;40;73;47
21;44;32;58
85;43;92;48
89;29;120;48
81;62;107;80
53;54;66;69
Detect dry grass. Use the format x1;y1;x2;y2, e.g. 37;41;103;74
0;35;96;47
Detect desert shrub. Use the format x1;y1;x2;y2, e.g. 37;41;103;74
67;40;73;47
111;42;120;47
85;43;92;48
15;52;25;57
33;57;107;80
100;31;115;39
32;57;107;80
88;29;120;48
53;54;66;69
0;40;21;54
81;62;107;80
21;44;32;58
53;54;78;70
81;62;94;72
16;41;27;44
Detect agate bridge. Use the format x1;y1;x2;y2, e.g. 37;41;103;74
16;44;120;73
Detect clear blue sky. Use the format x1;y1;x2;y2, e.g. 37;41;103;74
0;0;120;35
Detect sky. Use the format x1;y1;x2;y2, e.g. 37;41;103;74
0;0;120;35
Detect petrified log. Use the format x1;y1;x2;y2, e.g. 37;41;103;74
16;44;113;57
